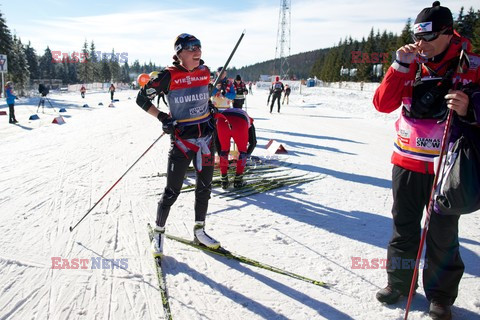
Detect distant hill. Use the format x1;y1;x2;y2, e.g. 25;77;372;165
229;48;330;81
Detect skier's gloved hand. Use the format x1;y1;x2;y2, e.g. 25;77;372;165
208;100;218;115
161;118;176;134
146;88;157;100
157;113;176;134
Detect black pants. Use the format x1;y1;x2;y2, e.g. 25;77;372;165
110;92;114;100
270;93;281;113
232;99;244;109
386;165;464;305
8;104;16;122
156;141;215;227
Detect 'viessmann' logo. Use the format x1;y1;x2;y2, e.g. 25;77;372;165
416;137;440;149
174;92;209;104
174;75;208;85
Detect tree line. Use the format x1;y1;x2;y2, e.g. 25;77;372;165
311;6;480;82
1;6;478;94
0;9;161;94
230;6;479;83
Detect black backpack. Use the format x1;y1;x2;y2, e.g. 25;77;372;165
434;123;480;215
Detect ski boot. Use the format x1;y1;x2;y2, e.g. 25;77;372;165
193;221;220;249
233;174;247;188
151;225;165;257
221;174;229;190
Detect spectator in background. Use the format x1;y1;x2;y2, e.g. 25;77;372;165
232;74;248;109
211;67;235;110
80;85;86;98
5;81;18;124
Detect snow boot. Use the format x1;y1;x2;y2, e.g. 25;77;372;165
193;221;220;249
151;225;165;257
429;301;452;320
376;285;404;304
221;174;229;190
233;174;247;188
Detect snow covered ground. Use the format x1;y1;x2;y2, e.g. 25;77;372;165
0;85;478;320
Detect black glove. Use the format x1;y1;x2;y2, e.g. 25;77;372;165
146;88;157;100
208;100;219;115
158;114;176;134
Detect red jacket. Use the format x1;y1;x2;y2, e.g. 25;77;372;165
373;33;480;174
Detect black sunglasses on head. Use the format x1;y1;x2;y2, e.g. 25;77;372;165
412;27;451;42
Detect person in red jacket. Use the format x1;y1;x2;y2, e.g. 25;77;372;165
80;85;86;98
216;108;257;189
109;83;115;101
373;2;480;319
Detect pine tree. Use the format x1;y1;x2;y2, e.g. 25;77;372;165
472;10;480;54
68;61;78;84
109;49;120;82
396;18;412;47
8;36;30;93
0;10;13;96
121;61;130;83
101;60;111;82
39;46;55;80
454;7;464;33
459;7;477;39
0;10;12;56
357;29;375;81
130;59;140;74
24;41;39;79
78;40;92;83
90;41;100;82
59;61;69;84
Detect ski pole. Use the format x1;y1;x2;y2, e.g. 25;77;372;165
69;132;166;232
404;44;470;320
212;30;246;89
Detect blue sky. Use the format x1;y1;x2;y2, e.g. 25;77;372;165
1;1;478;69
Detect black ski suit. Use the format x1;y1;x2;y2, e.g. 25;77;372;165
270;81;284;113
136;61;216;228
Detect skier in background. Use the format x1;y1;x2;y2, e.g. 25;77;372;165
80;85;86;98
267;86;274;106
283;84;291;105
270;76;284;113
109;83;116;101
